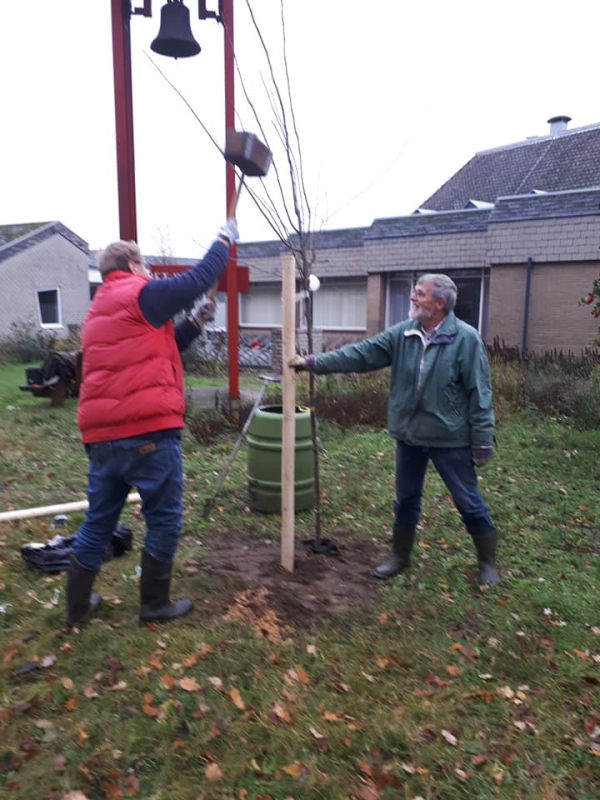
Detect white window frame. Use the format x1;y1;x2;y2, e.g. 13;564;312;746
36;287;63;329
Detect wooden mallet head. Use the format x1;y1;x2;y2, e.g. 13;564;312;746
224;130;272;218
224;130;272;177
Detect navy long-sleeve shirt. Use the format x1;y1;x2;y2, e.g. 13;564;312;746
138;239;229;352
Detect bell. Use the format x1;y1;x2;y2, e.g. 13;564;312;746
150;0;201;59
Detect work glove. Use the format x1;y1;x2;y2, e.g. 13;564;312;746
472;445;493;467
288;354;316;371
193;296;217;325
217;218;239;245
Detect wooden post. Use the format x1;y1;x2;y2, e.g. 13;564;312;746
281;254;296;572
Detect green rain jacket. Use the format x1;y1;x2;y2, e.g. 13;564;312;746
313;312;494;448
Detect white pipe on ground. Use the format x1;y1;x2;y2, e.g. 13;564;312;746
0;492;142;523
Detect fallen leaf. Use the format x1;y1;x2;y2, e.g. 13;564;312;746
270;702;293;724
149;653;163;670
471;755;487;767
107;680;127;691
61;677;75;691
359;786;379;800
309;725;324;740
204;762;223;781
61;793;89;800
64;697;78;712
282;761;308;779
297;667;311;684
207;676;223;690
496;686;515;699
306;644;317;656
445;665;461;677
179;677;202;692
227;687;245;710
160;675;175;689
3;645;19;664
441;729;457;746
361;671;375;683
53;756;67;771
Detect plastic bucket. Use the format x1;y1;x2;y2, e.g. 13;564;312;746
247;404;315;513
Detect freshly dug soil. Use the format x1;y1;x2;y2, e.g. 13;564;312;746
185;531;389;636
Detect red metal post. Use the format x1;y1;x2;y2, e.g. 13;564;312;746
222;0;240;400
110;0;138;242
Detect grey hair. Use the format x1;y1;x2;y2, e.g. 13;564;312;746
417;273;457;312
97;240;142;277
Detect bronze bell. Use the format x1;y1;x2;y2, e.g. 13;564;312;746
150;0;201;59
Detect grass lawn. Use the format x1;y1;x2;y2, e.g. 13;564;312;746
0;362;599;799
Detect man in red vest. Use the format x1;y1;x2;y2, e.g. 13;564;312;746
67;220;238;628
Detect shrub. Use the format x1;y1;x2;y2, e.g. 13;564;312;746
488;340;600;428
186;395;257;445
1;320;57;363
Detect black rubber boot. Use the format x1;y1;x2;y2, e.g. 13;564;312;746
473;530;501;586
139;550;193;624
374;526;416;579
66;553;101;627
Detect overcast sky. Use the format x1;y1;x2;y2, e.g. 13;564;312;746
1;0;599;258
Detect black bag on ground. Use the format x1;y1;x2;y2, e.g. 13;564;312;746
21;524;133;574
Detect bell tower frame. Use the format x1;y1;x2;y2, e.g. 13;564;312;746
109;0;241;400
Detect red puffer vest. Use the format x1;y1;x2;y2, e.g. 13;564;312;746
77;270;185;444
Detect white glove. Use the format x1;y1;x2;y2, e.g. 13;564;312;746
288;354;307;371
193;296;217;325
217;218;239;244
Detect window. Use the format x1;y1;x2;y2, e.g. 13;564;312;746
312;282;366;329
453;277;481;330
387;270;489;334
241;281;367;330
37;289;62;327
240;286;281;326
387;277;412;325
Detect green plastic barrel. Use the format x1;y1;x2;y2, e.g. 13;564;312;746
247;405;315;513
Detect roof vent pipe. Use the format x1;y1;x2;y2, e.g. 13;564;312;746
547;115;571;135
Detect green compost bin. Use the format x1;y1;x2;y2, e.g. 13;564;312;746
247;404;315;513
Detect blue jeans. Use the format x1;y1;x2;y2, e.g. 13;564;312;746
73;435;183;570
394;441;494;536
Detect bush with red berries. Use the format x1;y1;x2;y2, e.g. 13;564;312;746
580;275;600;344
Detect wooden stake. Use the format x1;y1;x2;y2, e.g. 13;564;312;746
281;253;296;572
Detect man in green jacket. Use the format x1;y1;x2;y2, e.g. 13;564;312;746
290;273;499;586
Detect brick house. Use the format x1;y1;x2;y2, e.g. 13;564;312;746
0;221;90;340
238;116;600;353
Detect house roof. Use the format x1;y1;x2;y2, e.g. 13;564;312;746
238;226;369;261
366;208;491;240
421;120;600;211
490;187;600;224
0;221;89;263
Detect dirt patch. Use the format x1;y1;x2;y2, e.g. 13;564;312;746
187;531;389;635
